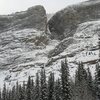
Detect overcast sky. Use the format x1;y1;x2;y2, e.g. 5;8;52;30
0;0;88;15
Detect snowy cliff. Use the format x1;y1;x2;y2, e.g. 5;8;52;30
0;1;100;89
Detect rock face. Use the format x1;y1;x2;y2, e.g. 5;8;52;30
0;5;48;70
48;20;100;58
48;37;75;57
0;5;47;32
74;20;100;38
0;29;49;69
0;1;100;89
48;0;100;40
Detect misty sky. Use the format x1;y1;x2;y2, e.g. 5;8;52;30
0;0;87;15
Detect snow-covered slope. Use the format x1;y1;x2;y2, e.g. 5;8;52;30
0;20;100;89
1;1;100;90
74;20;100;38
0;28;59;88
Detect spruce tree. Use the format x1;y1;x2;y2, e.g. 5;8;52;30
75;63;87;100
8;90;12;100
61;60;71;100
2;83;7;100
11;86;16;100
34;72;40;100
0;89;2;100
95;62;100;99
31;79;35;100
87;67;96;100
22;81;27;100
40;68;48;100
55;79;62;100
75;63;95;100
48;72;55;100
16;81;20;100
6;89;10;100
18;85;23;100
87;67;93;90
26;76;32;100
95;33;100;99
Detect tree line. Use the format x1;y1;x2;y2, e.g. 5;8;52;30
0;59;100;100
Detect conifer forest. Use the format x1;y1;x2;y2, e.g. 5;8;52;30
0;58;100;100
